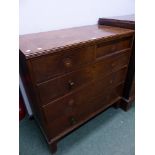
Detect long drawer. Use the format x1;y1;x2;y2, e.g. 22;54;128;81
37;66;94;105
42;68;127;138
37;50;130;106
45;83;124;139
30;45;95;83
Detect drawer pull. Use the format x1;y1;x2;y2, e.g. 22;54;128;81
68;99;74;106
69;116;77;125
111;63;115;67
110;80;113;84
64;58;72;67
111;46;116;51
68;80;75;90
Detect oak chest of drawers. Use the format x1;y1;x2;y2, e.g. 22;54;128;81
19;25;134;153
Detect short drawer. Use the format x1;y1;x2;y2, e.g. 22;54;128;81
93;67;127;94
30;45;95;83
37;66;94;105
77;84;124;120
42;68;127;138
96;36;133;58
94;49;130;79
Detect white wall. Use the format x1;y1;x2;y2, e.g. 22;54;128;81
19;0;135;35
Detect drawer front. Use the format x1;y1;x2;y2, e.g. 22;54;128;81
93;67;127;94
77;84;124;120
42;68;127;138
31;45;95;83
94;50;130;79
96;36;132;58
37;51;129;106
37;66;94;105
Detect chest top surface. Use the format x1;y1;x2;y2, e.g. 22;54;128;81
19;25;134;59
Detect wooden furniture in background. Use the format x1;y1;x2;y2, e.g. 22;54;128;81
19;25;134;153
98;15;135;110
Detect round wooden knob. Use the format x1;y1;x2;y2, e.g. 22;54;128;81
69;116;77;125
64;58;72;67
68;99;74;106
111;46;116;51
111;63;115;67
110;80;113;84
68;80;75;90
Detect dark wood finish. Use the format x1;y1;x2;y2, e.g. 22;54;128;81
96;36;132;58
48;141;57;154
19;25;133;59
37;66;94;105
19;25;134;153
30;45;95;83
37;50;130;106
98;15;135;29
122;38;135;110
43;68;127;138
98;15;135;110
94;49;130;78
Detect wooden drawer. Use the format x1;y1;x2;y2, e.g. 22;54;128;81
96;36;132;58
77;84;124;120
94;49;130;79
37;51;129;106
45;83;124;138
30;45;95;83
93;67;127;94
37;66;94;105
42;68;127;138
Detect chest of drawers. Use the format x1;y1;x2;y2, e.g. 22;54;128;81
19;25;134;153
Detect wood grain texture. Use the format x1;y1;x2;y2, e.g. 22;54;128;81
19;24;134;153
30;45;95;83
19;25;134;59
98;14;135;29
